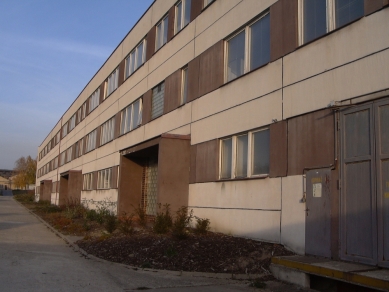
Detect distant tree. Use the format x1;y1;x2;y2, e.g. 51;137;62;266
13;156;37;189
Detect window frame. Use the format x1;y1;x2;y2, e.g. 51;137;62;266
83;173;93;191
120;98;143;135
181;66;188;105
97;168;112;190
105;68;119;98
100;116;115;146
225;12;270;83
151;82;165;120
175;0;191;34
125;39;146;78
155;15;169;51
299;0;364;45
204;0;215;8
62;122;68;138
85;129;97;153
219;127;270;180
88;88;100;114
69;114;76;132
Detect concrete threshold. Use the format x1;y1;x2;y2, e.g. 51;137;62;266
271;255;389;291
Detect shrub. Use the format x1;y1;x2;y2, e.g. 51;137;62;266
133;204;147;227
104;212;118;234
153;204;173;234
194;217;210;234
172;207;193;239
85;209;98;221
95;198;116;225
118;212;135;235
14;192;35;203
64;202;87;219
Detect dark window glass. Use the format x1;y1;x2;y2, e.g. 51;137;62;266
335;0;364;28
250;13;270;70
304;0;327;43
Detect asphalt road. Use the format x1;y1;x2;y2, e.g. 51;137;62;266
0;196;313;292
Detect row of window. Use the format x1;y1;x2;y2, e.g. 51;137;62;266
40;0;217;162
39;130;60;160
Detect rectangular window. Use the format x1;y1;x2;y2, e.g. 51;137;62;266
220;128;269;179
69;114;76;132
52;181;57;193
97;168;112;189
56;131;60;145
88;88;100;113
156;15;168;50
77;107;82;124
151;82;165;119
226;13;270;82
181;66;188;105
120;98;142;135
62;122;68;138
301;0;364;44
60;151;66;166
83;173;93;190
66;147;72;163
77;139;84;157
126;39;146;78
106;68;119;97
85;129;97;153
53;156;58;169
100;117;115;145
175;0;191;34
82;102;87;119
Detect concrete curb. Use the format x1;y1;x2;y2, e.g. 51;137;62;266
13;198;267;281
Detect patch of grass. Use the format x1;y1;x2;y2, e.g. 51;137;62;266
172;207;193;239
153;204;173;234
14;192;35;203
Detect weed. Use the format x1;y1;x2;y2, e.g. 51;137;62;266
164;245;177;258
153;203;173;234
118;212;135;235
133;204;147;227
172;207;193;239
104;212;118;234
85;209;98;221
64;203;87;219
141;262;152;269
14;192;35;203
194;217;210;234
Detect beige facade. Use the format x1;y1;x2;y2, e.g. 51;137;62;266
36;0;389;267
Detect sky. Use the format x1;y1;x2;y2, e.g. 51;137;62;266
0;0;154;170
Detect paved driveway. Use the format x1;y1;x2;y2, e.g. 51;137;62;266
0;197;258;292
0;197;314;292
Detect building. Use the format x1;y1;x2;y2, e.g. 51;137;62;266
36;0;389;268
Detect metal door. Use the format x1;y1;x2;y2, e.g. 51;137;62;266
341;104;377;265
142;157;158;216
305;168;332;258
375;99;389;268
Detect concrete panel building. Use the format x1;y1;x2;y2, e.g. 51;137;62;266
36;0;389;268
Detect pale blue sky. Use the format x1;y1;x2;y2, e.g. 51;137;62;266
0;0;154;169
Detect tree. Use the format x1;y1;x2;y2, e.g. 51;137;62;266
13;156;37;189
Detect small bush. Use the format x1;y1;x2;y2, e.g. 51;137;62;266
64;203;87;219
153;204;173;234
14;193;35;203
133;205;147;227
172;207;193;239
85;209;98;221
118;212;135;235
194;217;210;234
104;213;118;234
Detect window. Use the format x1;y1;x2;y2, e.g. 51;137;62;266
226;13;270;82
151;82;165;119
85;129;97;153
156;15;168;50
60;151;66;166
83;173;93;190
97;168;112;189
120;98;142;135
77;107;82;124
126;39;146;78
69;114;76;132
52;181;57;193
53;156;58;170
66;147;72;163
89;88;100;113
301;0;364;44
82;102;87;120
100;117;115;145
75;139;83;159
55;131;60;145
181;66;188;105
106;68;119;97
175;0;191;34
204;0;215;7
62;122;68;138
220;128;270;179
